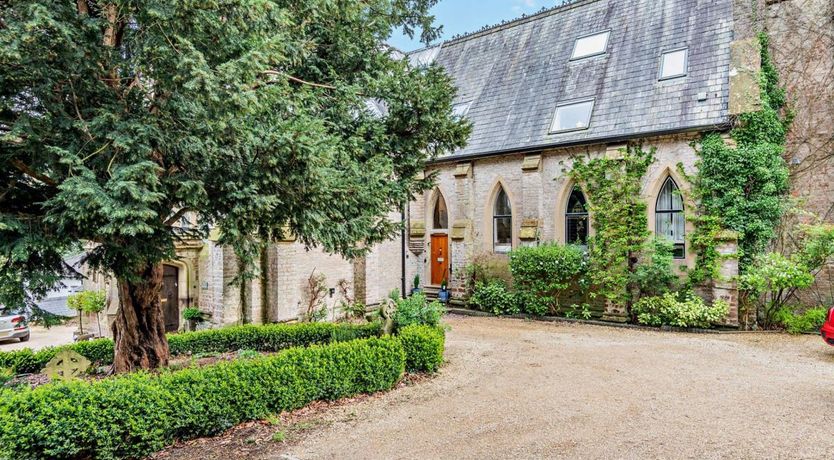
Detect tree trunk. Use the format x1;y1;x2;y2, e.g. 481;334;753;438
112;263;169;373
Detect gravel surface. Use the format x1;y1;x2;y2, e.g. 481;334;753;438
161;315;834;459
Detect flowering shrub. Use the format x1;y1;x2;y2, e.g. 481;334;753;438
634;292;729;328
509;243;588;316
393;294;445;329
469;281;519;316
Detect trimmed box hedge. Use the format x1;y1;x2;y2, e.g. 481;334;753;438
0;334;422;459
0;322;382;375
398;325;445;373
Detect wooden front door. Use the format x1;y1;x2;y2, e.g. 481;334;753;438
430;234;449;285
161;265;180;332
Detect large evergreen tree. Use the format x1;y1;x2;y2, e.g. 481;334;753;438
0;1;468;372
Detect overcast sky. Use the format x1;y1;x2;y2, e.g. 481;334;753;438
387;0;558;51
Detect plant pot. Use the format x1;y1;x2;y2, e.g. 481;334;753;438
438;289;450;303
410;288;422;296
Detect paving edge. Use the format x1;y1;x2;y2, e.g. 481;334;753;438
445;307;781;335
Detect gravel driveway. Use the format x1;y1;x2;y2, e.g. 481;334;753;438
275;314;833;459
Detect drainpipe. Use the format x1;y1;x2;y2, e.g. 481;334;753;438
401;202;408;297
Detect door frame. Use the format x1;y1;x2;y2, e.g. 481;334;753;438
429;233;450;286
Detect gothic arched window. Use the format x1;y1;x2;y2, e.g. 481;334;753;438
493;186;512;253
433;193;448;230
655;177;685;259
565;186;589;246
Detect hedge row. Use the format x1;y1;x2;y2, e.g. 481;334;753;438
0;322;382;375
0;326;444;460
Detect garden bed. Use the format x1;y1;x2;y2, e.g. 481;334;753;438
0;324;444;459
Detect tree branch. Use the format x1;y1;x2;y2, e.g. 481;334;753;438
164;208;191;227
76;0;89;15
10;160;57;187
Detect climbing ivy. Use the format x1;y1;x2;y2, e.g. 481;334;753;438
569;145;655;312
687;32;791;284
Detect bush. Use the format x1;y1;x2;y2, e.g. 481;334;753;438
509;243;587;316
0;336;411;459
0;322;382;375
182;307;204;322
634;292;729;328
464;252;513;293
775;307;828;334
632;238;679;299
739;252;815;327
468;281;519;315
397;325;445;373
393;294;445;329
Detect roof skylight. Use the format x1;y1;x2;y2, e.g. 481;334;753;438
570;31;610;60
550;99;595;133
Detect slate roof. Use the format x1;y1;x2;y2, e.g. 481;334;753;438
412;0;734;159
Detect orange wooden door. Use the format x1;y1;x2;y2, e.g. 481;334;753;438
430;234;449;285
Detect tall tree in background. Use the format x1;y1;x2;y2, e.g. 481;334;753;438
0;1;469;372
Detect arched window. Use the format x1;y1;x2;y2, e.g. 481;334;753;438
433;193;448;230
655;176;685;259
493;186;512;253
565;186;589;246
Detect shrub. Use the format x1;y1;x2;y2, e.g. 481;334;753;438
393;294;445;329
469;281;519;316
397;325;445;373
509;243;587;316
739;252;815;327
0;336;411;459
774;307;828;334
182;307;204;322
0;322;382;376
634;292;729;328
463;252;513;293
632;238;679;299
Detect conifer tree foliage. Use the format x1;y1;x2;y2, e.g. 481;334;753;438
0;1;469;372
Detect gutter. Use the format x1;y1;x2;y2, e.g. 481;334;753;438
427;123;732;165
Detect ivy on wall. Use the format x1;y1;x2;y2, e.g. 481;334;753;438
686;32;791;285
569;146;655;312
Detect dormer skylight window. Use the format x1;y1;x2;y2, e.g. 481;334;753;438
550;99;595;133
570;31;610;60
659;48;688;80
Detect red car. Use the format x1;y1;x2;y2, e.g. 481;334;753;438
821;307;834;346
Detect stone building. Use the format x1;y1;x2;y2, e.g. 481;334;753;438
85;0;834;333
404;0;774;326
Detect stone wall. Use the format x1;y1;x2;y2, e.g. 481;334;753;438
765;0;834;305
407;134;741;324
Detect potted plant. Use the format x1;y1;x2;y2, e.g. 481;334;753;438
438;278;451;303
411;274;421;295
182;307;205;331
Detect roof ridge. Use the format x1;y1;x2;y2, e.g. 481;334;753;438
404;0;601;55
444;0;601;47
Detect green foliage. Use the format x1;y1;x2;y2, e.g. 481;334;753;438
634;292;729;328
393;294;445;329
236;349;260;360
0;322;381;375
564;303;593;320
182;307;204;322
774;307;827;334
0;367;13;385
413;274;421;290
66;290;106;314
739;252;815;327
397;325;445;373
569;145;655;308
631;238;679;299
0;0;469;324
464;252;513;294
0;336;412;459
688;32;791;281
508;243;588;315
340;301;367;321
468;281;520;316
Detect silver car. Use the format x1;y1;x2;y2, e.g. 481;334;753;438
0;307;30;343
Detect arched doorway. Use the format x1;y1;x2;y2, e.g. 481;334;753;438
161;265;180;332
